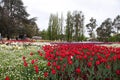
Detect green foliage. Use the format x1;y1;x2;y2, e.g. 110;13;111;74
78;34;87;41
65;11;73;42
113;15;120;34
47;13;63;40
40;29;48;40
86;17;97;39
96;18;113;41
1;0;120;41
72;11;84;41
108;34;120;42
65;11;85;42
0;0;39;38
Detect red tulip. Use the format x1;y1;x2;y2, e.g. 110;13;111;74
75;68;81;74
5;76;10;80
96;60;100;65
31;59;35;64
87;62;92;67
23;60;28;67
68;60;73;65
47;62;51;66
44;72;48;77
52;69;56;75
106;65;110;69
34;65;39;74
56;65;61;70
116;70;120;75
30;52;33;56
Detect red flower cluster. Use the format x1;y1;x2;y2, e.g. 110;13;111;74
22;50;44;76
43;44;120;79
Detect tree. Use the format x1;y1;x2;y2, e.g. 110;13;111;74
72;11;84;41
0;0;39;39
59;13;64;41
96;18;113;41
65;11;73;41
113;15;120;34
47;13;60;40
24;17;39;37
65;11;85;42
40;29;48;40
86;17;97;40
47;14;52;40
0;0;29;37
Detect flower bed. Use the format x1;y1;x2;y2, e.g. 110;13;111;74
43;44;120;80
1;43;120;80
0;41;48;80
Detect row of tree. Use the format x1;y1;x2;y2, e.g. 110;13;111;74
41;11;120;42
0;0;39;39
0;0;120;41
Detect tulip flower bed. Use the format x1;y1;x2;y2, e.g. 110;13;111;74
43;44;120;80
1;42;120;80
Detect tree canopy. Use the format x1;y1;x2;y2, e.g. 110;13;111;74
0;0;39;39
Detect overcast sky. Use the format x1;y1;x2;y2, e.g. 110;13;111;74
22;0;120;31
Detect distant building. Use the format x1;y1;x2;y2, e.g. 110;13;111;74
32;36;42;40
